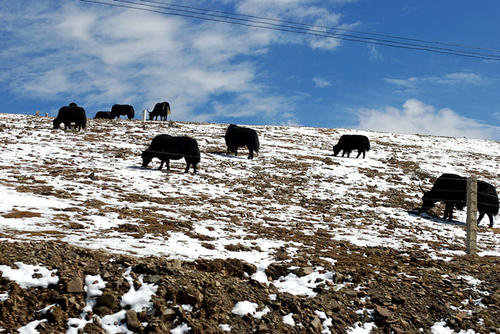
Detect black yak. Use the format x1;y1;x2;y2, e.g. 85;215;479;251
110;104;135;119
94;111;113;119
53;103;87;131
419;173;499;227
333;134;370;158
225;124;260;159
149;101;171;121
141;134;200;173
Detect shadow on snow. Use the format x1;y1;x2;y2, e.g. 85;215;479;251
407;209;466;227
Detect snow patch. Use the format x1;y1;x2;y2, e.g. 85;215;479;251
0;262;59;288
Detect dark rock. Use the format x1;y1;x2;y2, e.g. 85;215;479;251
126;309;142;331
265;263;289;280
375;305;393;318
47;306;65;323
293;266;313;277
177;287;203;307
144;274;162;284
161;307;177;321
310;316;322;332
66;278;84;293
94;305;113;316
257;322;269;333
96;293;118;309
83;322;105;333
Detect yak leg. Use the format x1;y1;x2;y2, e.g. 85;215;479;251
158;161;164;170
362;150;366;159
444;202;454;220
248;148;254;159
166;160;170;170
234;148;238;156
487;214;494;228
342;150;346;157
184;163;190;173
442;210;448;220
346;150;351;158
356;150;363;158
477;212;485;225
193;164;197;174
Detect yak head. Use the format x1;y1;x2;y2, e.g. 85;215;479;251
148;111;155;121
141;150;153;168
53;118;61;129
332;145;341;157
418;191;436;213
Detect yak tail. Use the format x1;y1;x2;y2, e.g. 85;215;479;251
162;102;172;115
254;135;260;153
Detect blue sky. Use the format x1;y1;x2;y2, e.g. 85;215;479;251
1;0;500;139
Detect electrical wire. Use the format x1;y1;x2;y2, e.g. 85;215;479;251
138;0;500;54
79;0;500;61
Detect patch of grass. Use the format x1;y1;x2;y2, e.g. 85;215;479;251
3;209;42;219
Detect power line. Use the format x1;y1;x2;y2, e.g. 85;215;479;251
85;0;500;60
129;0;500;59
79;0;500;61
136;0;500;60
138;0;500;54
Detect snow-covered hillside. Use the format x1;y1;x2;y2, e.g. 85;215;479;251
0;113;498;260
0;113;499;333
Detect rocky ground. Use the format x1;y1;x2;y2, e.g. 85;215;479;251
0;114;499;333
1;240;499;333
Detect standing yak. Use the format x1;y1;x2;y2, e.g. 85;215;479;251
418;173;499;227
53;103;87;131
94;111;113;119
225;124;260;159
333;134;370;158
110;104;135;119
141;134;200;173
149;101;171;121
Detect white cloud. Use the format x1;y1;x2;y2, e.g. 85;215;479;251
0;1;354;121
384;72;487;88
443;72;483;85
383;78;417;88
356;99;500;140
209;92;302;124
313;77;331;88
235;0;346;50
367;44;381;59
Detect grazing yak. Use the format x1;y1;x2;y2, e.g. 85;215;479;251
225;124;260;159
94;111;113;119
333;134;370;158
141;134;200;173
110;104;135;119
149;101;171;121
53;103;87;131
418;173;499;227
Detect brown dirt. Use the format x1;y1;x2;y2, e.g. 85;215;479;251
0;240;499;333
0;115;499;333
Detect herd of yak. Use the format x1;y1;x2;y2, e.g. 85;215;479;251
51;102;499;228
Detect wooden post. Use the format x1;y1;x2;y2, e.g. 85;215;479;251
466;176;478;255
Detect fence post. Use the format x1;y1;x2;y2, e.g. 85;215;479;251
466;176;478;255
142;109;148;122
